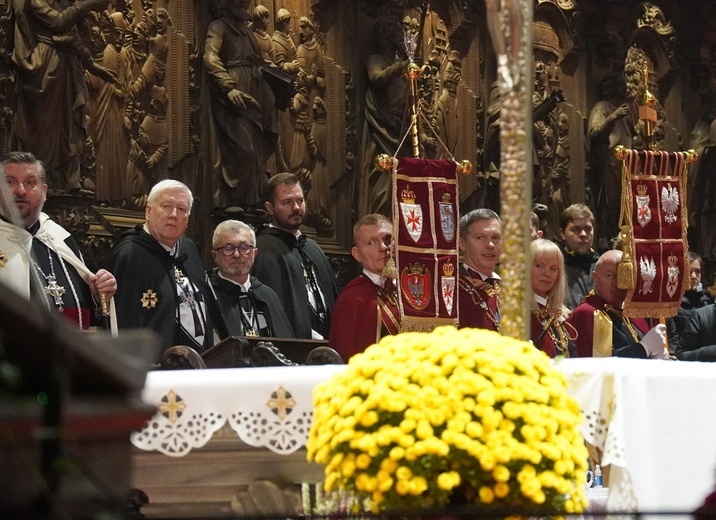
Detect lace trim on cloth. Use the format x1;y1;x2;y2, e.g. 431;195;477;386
131;366;345;457
561;366;637;511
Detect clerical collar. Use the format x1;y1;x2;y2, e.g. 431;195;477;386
143;223;177;254
218;271;251;292
534;294;548;306
463;263;500;281
363;268;385;288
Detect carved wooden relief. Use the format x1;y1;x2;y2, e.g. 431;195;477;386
0;0;714;269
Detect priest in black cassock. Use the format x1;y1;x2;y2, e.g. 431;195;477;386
251;173;339;339
210;219;294;338
106;179;228;356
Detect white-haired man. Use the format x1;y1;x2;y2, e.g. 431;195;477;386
106;179;227;356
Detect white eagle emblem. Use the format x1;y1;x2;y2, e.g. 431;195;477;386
661;185;679;225
639;256;656;296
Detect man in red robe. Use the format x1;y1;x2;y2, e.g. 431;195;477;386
567;249;668;358
457;209;502;331
329;214;399;360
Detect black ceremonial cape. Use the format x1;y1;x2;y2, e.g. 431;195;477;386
251;226;338;339
106;225;228;355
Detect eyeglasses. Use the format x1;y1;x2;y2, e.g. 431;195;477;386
215;243;256;256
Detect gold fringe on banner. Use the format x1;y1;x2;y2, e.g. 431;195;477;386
399;321;439;333
616;152;635;290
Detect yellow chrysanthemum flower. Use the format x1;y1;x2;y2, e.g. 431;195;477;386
306;326;588;514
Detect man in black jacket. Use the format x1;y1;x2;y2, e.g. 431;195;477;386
559;203;600;309
210;219;294;338
676;304;716;361
251;173;338;339
106;179;228;357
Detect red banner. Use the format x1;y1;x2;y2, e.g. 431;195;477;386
391;158;459;331
620;149;690;318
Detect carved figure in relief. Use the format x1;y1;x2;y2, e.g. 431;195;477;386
360;15;410;218
251;5;275;63
126;85;168;208
296;16;325;97
436;50;462;157
272;8;300;166
531;20;569;239
588;46;649;249
87;21;128;203
305;96;333;235
138;7;171;91
10;0;118;193
120;22;149;132
271;8;299;76
204;0;278;211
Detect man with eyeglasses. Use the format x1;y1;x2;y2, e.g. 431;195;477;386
106;179;228;357
209;220;294;338
329;214;399;360
251;173;339;339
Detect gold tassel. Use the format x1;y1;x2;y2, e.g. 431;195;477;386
617;227;634;290
383;255;398;280
617;252;634;290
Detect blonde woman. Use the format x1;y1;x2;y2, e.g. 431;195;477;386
530;239;577;357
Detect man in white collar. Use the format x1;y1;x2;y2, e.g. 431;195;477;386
0;151;116;330
209;220;294;338
106;179;228;356
329;214;399;360
457;208;503;330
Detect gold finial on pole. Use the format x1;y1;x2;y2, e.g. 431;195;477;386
638;60;658;151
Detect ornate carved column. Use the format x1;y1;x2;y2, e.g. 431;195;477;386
486;0;533;340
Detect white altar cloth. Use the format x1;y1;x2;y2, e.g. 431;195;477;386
131;365;345;457
558;357;716;514
132;359;716;514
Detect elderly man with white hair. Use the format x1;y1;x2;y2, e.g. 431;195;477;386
106;179;228;356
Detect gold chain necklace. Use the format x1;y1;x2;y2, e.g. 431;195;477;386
534;306;577;357
458;275;500;330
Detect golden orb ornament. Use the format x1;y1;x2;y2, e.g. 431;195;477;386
375;154;394;171
685;149;698;163
456;159;472;175
613;145;628;161
404;62;421;80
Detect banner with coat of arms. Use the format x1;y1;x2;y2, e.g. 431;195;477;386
391;157;459;332
618;148;694;318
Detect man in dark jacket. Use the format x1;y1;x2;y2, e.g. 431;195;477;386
559;203;600;309
251;173;338;339
210;219;294;338
106;180;227;357
676;304;716;361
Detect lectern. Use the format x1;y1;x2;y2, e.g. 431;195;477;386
0;282;159;518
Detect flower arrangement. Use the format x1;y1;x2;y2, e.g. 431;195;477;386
306;326;589;515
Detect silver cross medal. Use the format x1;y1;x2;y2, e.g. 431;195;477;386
45;274;66;310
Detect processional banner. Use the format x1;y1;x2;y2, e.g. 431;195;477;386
391;157;459;332
619;148;691;318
